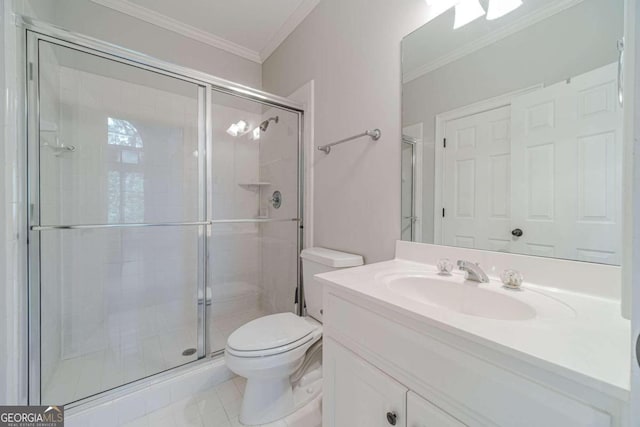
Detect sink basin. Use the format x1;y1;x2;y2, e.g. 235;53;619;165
378;272;575;321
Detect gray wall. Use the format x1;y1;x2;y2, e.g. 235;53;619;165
262;0;430;263
402;0;623;243
22;0;262;88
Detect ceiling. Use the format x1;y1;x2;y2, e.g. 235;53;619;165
90;0;321;63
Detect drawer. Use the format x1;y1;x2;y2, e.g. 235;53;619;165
324;292;611;427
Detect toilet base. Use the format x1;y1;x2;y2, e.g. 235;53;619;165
240;377;293;425
237;365;323;426
259;392;322;427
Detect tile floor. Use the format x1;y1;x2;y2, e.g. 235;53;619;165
121;377;322;427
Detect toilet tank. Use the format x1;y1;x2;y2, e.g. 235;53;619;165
300;247;363;322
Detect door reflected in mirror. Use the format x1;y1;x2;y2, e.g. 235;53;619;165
401;0;624;265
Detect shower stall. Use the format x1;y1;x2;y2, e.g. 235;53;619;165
24;21;303;406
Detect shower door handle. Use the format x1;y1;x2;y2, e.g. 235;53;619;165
198;287;212;306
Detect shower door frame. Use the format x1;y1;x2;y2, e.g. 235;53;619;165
22;17;305;408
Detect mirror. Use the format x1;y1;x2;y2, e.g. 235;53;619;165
401;0;624;265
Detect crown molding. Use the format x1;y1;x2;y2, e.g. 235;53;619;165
403;0;585;84
90;0;321;64
90;0;262;63
259;0;321;61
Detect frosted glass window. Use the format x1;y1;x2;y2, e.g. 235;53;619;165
108;118;143;148
107;118;145;223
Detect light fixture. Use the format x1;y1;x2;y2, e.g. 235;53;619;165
424;0;459;20
486;0;523;20
236;120;248;132
226;120;250;137
250;127;261;141
226;123;239;137
454;0;485;29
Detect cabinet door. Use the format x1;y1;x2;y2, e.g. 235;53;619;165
407;392;466;427
324;338;407;427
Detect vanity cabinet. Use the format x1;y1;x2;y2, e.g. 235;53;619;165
322;288;622;427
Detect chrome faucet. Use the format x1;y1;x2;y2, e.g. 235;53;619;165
457;260;490;283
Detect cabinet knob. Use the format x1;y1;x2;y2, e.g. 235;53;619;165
511;228;523;237
386;411;397;425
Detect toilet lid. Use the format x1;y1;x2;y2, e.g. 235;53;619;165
227;313;317;352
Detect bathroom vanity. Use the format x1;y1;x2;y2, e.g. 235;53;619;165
318;242;630;427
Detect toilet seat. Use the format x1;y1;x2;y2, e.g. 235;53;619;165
226;333;319;358
226;313;321;358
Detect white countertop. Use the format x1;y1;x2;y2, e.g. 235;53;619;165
317;258;631;401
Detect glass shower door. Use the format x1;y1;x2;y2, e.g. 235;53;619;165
207;91;302;353
31;37;206;405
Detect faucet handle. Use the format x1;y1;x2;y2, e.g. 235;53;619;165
501;269;524;290
437;258;454;275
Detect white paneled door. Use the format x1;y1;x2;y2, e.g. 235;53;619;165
442;106;512;252
510;63;622;264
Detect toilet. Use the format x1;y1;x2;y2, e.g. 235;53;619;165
225;247;363;425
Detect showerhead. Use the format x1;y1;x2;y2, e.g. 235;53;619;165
259;116;279;132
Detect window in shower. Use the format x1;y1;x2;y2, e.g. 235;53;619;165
107;118;145;223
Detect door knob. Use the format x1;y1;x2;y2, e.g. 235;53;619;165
511;228;523;237
386;411;397;425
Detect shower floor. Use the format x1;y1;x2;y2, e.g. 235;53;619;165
42;304;271;405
